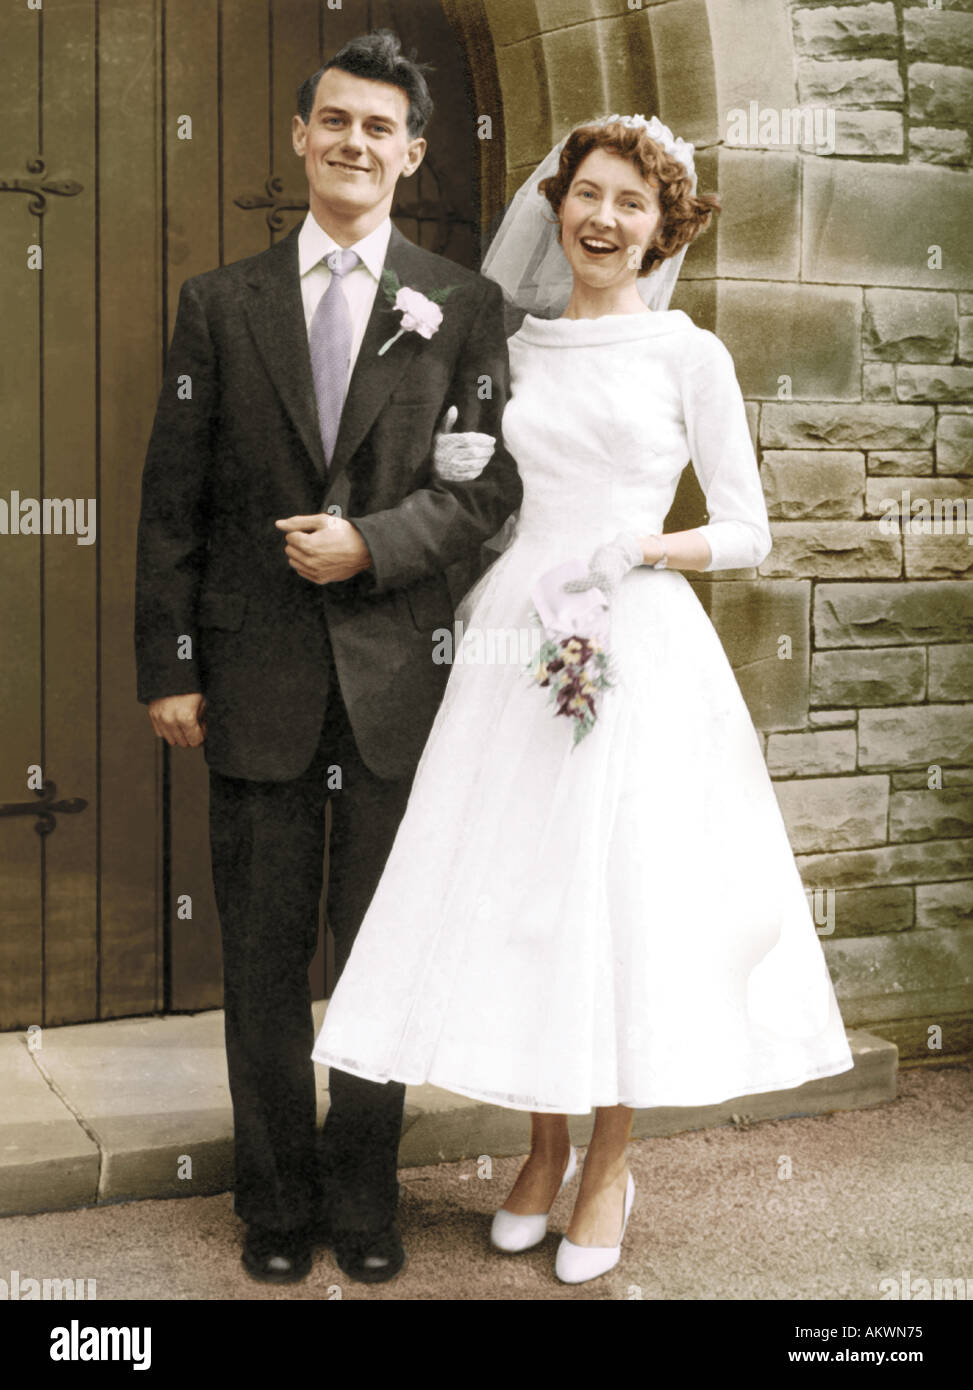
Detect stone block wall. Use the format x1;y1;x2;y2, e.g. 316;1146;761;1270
753;2;973;1064
471;0;972;1062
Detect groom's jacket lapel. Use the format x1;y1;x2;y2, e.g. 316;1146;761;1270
242;226;327;483
323;224;438;510
242;221;442;508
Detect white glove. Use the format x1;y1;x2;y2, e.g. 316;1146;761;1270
432;405;496;481
562;531;643;601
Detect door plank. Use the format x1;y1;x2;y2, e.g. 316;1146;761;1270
39;0;100;1026
221;0;273;266
269;0;321;243
98;0;166;1019
0;3;45;1028
165;0;225;1011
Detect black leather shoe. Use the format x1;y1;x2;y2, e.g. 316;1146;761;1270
331;1221;406;1285
242;1224;312;1284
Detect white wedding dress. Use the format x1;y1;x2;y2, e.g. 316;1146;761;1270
312;308;855;1114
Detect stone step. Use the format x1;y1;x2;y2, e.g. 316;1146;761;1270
0;1005;897;1218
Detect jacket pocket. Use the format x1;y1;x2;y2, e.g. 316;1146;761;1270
197;590;248;631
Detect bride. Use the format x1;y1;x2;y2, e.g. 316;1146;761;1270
312;114;854;1284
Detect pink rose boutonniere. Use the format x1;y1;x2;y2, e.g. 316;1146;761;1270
377;269;460;356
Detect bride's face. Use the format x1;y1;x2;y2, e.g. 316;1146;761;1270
559;148;663;292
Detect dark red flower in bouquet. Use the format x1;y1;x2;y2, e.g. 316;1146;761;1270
529;631;614;746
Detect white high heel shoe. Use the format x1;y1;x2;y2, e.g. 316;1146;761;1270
490;1146;578;1253
555;1170;635;1284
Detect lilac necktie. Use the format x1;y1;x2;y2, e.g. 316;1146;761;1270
309;247;360;469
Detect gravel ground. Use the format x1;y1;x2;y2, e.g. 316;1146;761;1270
2;1063;971;1303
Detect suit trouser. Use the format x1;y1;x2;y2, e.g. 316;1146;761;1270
208;678;413;1234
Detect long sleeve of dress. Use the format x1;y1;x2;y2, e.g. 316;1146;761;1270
680;331;772;573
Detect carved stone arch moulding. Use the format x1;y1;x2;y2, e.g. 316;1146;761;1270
440;0;507;238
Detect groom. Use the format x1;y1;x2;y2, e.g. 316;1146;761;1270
134;30;521;1284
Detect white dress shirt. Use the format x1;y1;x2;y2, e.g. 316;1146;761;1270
298;211;392;393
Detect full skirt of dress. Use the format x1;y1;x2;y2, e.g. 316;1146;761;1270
312;532;855;1114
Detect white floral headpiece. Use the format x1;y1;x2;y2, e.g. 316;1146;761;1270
593;113;697;187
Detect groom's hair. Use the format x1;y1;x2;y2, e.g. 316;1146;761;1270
297;29;434;139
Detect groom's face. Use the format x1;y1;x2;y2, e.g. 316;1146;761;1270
292;68;426;232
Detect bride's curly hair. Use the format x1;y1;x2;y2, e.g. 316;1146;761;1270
538;121;721;276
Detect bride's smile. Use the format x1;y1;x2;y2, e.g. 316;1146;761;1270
579;235;620;255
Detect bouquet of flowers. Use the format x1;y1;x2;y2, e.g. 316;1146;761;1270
528;629;614;746
527;557;617;748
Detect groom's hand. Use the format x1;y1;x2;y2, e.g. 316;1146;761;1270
275;513;373;585
148;693;206;748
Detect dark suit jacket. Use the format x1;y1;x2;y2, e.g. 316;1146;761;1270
134;222;523;781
